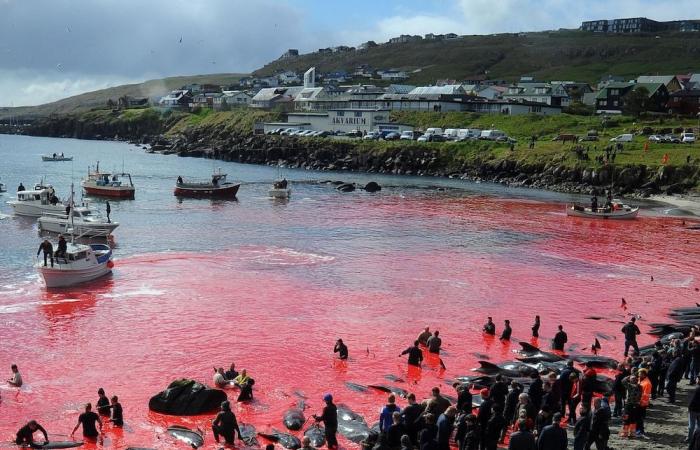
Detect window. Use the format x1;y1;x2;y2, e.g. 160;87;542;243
354;111;362;117
610;89;619;95
337;111;344;117
599;100;607;106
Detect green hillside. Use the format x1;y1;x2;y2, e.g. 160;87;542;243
0;73;246;120
255;30;700;84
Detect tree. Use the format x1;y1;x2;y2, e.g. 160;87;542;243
623;87;650;117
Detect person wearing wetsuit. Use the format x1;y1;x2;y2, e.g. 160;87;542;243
622;317;641;357
314;394;338;449
483;317;496;335
334;339;348;360
401;340;423;366
500;320;512;341
552;325;568;351
110;396;123;427
532;316;540;338
426;331;442;354
37;239;54;267
212;400;241;444
16;420;49;447
96;388;110;416
71;403;101;439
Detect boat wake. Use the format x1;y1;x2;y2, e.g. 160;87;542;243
237;246;335;266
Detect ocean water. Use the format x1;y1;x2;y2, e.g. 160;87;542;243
0;134;698;448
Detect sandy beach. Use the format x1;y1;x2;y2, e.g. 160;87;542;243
650;194;700;217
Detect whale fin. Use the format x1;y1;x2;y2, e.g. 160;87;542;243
519;342;540;353
477;361;500;371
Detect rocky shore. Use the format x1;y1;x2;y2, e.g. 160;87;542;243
143;132;700;198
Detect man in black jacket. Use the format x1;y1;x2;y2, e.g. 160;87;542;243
528;373;544;411
688;379;700;443
536;413;567;450
400;341;423;367
401;393;423;445
573;406;590;450
477;389;494;450
37;239;54;267
668;353;685;403
586;398;610;450
621;317;641;357
552;325;568;351
508;420;536;450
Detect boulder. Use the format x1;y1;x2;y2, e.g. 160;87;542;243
364;181;381;193
148;379;227;415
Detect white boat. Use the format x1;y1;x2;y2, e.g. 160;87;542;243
566;202;639;220
38;204;119;237
36;242;113;288
269;172;291;199
42;154;73;162
7;184;67;217
0;178;6;193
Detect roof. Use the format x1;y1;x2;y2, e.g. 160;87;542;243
636;75;676;85
251;86;304;102
634;82;665;96
385;84;416;94
595;82;635;99
409;85;465;95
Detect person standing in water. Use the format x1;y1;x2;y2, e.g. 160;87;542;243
334;339;348;360
8;364;23;387
71;403;102;440
622;317;641;357
532;316;541;338
400;340;423;366
483;317;496;335
110;396;124;427
96;388;110;416
552;325;568;351
418;326;432;346
500;320;512;341
212;400;241;444
427;330;442;354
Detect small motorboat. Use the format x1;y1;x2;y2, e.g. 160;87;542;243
82;162;135;199
269;178;291;199
36;241;113;288
7;183;66;217
174;169;240;198
566;201;639;220
38;204;119;237
0;177;6;193
42;154;73;162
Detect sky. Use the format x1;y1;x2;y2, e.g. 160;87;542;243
0;0;697;106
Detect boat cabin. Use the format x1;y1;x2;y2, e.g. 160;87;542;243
17;188;55;205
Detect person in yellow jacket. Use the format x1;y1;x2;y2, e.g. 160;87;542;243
637;369;653;439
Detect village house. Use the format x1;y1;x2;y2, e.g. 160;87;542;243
353;65;374;78
666;89;700;115
277;71;301;85
213;90;252;110
378;70;409;81
504;78;571;107
280;49;299;59
636;75;683;93
388;34;422;44
357;41;378;50
158;89;193;109
323;71;349;83
250;86;304;110
191;92;223;109
595;82;669;113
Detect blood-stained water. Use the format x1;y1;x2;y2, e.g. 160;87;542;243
0;135;699;448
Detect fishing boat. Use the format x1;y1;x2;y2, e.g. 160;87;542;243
7;183;67;217
35;187;113;288
269;178;291;199
566;201;639;220
38;204;118;237
0;177;6;193
42;154;73;161
174;169;240;198
81;162;135;199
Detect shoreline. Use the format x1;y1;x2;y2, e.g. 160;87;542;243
649;194;700;216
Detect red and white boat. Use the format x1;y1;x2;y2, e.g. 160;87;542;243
174;169;240;198
82;162;135;199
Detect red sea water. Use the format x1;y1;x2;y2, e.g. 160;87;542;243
0;135;698;448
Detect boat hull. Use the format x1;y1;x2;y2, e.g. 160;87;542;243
269;188;291;199
83;184;135;199
38;218;119;237
174;183;240;198
7;201;66;217
42;156;73;161
566;205;639;220
38;262;112;288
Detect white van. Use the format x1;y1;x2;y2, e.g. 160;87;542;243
425;127;444;136
610;134;633;142
480;129;507;140
443;129;459;140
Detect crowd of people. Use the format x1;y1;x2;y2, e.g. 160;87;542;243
9;313;700;450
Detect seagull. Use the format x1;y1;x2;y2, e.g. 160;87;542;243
179;36;182;43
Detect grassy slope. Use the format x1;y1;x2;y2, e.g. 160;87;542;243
0;73;246;120
256;30;700;84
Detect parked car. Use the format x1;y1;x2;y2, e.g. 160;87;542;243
610;134;633;143
400;130;419;140
681;132;696;143
664;134;681;144
418;134;446;143
425;127;444;136
443;129;460;140
384;132;401;140
648;135;663;142
347;129;362;138
480;129;507;140
578;135;599;142
363;131;381;140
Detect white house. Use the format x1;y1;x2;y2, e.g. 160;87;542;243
277;71;301;85
379;70;409;81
